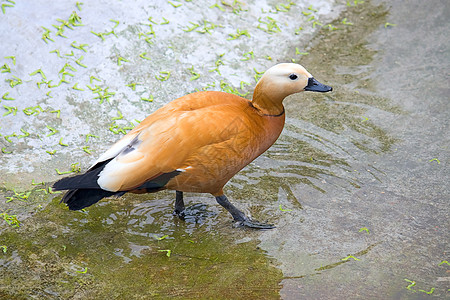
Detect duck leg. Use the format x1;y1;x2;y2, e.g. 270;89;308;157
173;190;185;219
215;195;275;229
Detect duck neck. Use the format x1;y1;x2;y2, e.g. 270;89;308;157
251;80;285;116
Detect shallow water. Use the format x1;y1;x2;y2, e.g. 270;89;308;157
1;0;449;299
259;1;449;298
1;193;283;298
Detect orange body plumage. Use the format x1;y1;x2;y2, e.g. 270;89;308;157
53;63;332;228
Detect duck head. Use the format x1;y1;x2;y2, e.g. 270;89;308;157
252;63;332;115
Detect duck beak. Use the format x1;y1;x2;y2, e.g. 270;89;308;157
304;77;333;92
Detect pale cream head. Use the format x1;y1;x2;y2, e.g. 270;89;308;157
252;63;332;115
259;63;313;97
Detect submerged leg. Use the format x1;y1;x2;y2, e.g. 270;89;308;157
173;190;185;219
215;195;275;229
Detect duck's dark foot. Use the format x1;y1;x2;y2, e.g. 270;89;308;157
235;218;275;229
172;208;186;219
215;194;275;230
173;190;185;219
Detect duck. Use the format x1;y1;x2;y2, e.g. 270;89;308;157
53;63;332;229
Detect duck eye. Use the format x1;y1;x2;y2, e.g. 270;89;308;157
289;73;298;80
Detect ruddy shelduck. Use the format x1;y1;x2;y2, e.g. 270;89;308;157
53;63;332;229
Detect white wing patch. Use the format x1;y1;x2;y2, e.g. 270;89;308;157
97;154;146;192
89;133;138;169
91;116;185;192
176;166;192;172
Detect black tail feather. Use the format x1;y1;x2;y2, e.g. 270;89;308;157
53;158;182;211
53;158;116;210
53;159;113;191
61;189;125;210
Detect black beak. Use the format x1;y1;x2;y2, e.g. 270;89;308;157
304;77;332;92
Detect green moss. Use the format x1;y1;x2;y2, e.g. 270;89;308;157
0;195;282;298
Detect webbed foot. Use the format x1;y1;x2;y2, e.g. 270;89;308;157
215;194;275;230
172;208;186;219
235;218;275;229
